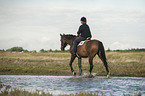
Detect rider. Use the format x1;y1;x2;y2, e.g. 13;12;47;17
72;17;92;56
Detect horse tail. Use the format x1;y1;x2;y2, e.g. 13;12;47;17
98;41;109;75
98;41;106;61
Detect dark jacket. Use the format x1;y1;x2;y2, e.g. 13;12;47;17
77;24;92;38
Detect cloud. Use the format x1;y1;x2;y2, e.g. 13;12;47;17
0;3;145;51
110;42;133;50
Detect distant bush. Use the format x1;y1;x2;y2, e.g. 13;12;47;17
39;49;48;53
49;49;53;52
106;48;145;52
0;49;5;52
48;49;69;52
54;49;61;52
106;48;111;52
23;50;29;53
6;47;24;52
4;47;145;53
30;50;37;53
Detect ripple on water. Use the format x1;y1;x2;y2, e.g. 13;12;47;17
0;75;145;96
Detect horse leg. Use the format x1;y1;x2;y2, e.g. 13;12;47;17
98;51;110;78
89;56;94;75
78;57;82;76
69;55;76;76
88;50;97;77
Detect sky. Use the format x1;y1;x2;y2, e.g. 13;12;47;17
0;0;145;51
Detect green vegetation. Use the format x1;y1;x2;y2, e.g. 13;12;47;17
1;47;145;53
0;51;145;77
0;83;53;96
106;48;145;52
40;49;49;53
6;47;24;52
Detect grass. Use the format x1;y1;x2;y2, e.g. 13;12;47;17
0;52;145;77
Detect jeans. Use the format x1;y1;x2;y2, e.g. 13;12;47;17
72;36;86;53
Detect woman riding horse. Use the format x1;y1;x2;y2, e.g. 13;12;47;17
60;17;110;78
72;17;92;56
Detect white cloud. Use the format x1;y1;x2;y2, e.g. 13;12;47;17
0;2;145;51
110;42;133;50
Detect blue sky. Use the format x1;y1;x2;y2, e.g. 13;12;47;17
0;0;145;51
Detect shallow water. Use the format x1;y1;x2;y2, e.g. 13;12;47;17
0;75;145;96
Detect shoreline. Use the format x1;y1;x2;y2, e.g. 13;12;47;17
1;74;145;79
0;73;145;77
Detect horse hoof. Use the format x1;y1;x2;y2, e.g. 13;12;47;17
107;74;110;78
73;72;76;76
79;72;82;76
89;74;94;78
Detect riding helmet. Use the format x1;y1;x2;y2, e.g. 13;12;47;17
80;17;86;22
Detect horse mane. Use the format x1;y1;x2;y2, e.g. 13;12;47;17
63;34;76;39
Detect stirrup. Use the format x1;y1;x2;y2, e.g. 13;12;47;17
76;53;80;58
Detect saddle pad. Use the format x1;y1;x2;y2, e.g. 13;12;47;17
78;40;90;46
78;41;85;45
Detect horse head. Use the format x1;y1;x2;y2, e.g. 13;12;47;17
60;34;76;51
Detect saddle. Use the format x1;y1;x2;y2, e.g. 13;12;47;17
78;37;91;46
78;40;90;46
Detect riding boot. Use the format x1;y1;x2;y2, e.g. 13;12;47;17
71;51;76;56
72;36;86;57
72;44;77;55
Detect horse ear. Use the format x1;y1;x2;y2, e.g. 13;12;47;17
60;34;62;36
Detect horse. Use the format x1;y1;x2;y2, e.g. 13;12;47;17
60;34;110;78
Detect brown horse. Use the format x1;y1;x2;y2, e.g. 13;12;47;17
60;34;110;78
